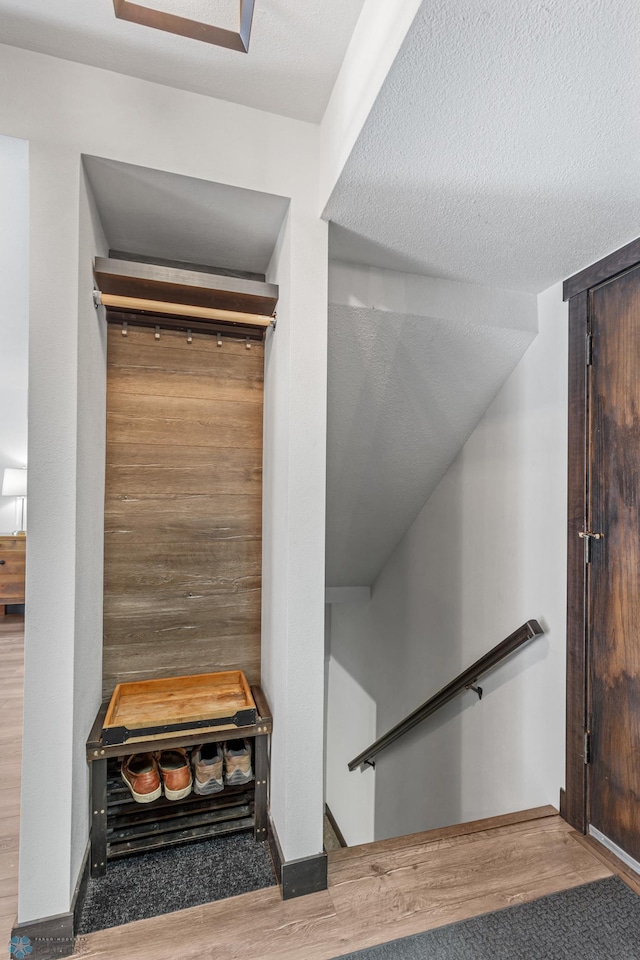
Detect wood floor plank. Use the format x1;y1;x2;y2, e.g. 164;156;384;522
329;817;573;883
329;805;559;864
0;851;19;884
0;789;20;821
0;892;17;920
326;822;611;951
0;764;21;788
0;816;20;841
0;913;15;953
0;875;17;898
76;887;343;960
570;830;640;896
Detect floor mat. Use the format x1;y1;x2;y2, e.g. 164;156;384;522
78;831;276;933
333;876;640;960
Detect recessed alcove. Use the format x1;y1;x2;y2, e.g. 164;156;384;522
76;154;293;921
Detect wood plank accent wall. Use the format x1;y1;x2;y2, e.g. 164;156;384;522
103;325;264;697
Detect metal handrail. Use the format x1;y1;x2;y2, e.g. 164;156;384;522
347;619;544;771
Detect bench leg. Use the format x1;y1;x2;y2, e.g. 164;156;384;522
90;758;108;877
254;734;268;841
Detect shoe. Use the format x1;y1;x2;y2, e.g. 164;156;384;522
121;753;162;804
192;743;224;795
157;748;192;800
223;739;254;785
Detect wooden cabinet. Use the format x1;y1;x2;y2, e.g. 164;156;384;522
0;536;25;611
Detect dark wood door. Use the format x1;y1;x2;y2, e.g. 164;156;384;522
588;265;640;862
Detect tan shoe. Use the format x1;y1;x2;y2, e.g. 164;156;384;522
192;743;224;795
121;753;162;804
158;748;192;800
223;739;254;785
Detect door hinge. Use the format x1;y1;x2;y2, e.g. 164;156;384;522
578;530;603;563
584;730;591;764
586;333;593;366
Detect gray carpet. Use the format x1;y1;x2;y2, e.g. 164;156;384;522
78;831;276;933
333;876;640;960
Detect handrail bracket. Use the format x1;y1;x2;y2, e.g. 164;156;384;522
465;681;483;700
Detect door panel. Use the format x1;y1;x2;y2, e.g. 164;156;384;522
589;266;640;862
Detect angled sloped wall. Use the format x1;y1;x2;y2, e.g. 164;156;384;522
326;261;537;586
328;281;567;839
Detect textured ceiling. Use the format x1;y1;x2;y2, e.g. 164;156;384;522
326;0;640;293
326;265;537;586
0;0;365;122
83;156;289;273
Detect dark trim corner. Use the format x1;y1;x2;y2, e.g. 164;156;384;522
559;787;567;820
563;234;640;301
281;852;328;901
267;816;328;900
10;913;75;959
325;804;348;848
267;814;284;885
10;846;89;959
71;844;90;934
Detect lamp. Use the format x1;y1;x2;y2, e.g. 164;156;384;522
2;467;27;536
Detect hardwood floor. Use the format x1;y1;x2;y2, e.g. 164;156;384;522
74;810;612;960
0;615;23;953
0;617;621;960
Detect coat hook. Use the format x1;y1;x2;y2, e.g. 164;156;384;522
121;321;128;337
187;329;192;344
155;325;161;340
217;331;222;348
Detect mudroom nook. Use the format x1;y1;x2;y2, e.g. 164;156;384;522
81;253;279;928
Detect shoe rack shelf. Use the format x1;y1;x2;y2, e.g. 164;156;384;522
86;684;272;878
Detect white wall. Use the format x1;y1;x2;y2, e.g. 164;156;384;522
326;654;376;845
263;205;328;862
319;0;422;211
0;43;328;922
70;167;108;894
329;282;568;840
0;134;28;534
329;260;538;333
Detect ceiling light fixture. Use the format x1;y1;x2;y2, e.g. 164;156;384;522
113;0;255;52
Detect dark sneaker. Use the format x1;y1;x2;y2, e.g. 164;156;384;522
157;748;192;801
121;753;162;804
223;739;254;785
192;742;224;795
